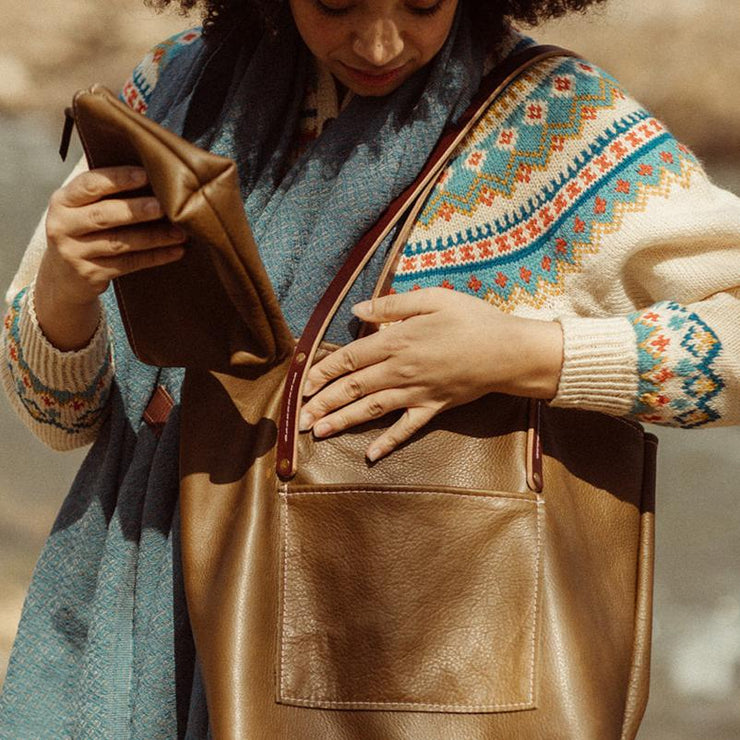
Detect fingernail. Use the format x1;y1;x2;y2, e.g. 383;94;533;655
144;199;161;217
314;421;331;437
303;379;316;396
130;168;147;185
351;300;371;316
299;410;313;431
169;225;186;241
367;447;382;462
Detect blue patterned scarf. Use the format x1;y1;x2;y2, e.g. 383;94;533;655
154;6;487;342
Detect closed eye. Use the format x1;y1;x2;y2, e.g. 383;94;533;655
314;0;353;17
407;0;446;16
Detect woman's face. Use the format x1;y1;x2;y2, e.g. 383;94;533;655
289;0;460;97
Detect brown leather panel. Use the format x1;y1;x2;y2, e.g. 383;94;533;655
541;406;646;501
180;371;653;738
294;391;531;493
620;433;657;740
278;486;542;711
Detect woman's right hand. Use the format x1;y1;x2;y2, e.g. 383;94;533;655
34;166;187;351
43;165;186;305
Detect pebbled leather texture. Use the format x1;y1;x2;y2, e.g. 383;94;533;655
278;485;543;712
70;46;656;740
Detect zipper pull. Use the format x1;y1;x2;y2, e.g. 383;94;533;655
59;107;75;162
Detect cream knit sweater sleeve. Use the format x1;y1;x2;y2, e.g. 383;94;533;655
550;173;740;428
1;157;116;451
1;30;206;451
394;54;740;429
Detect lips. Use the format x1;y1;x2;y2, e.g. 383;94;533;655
340;62;409;89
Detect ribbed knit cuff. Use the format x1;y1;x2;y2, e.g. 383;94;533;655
1;283;113;451
550;314;639;417
22;282;110;392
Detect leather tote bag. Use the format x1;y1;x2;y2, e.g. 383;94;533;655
69;45;656;740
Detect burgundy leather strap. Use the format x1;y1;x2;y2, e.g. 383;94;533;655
527;398;544;493
277;44;578;481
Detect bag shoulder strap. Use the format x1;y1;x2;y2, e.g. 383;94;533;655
277;44;579;480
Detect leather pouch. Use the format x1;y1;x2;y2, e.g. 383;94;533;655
70;84;294;371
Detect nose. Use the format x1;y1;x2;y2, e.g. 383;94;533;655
352;18;404;67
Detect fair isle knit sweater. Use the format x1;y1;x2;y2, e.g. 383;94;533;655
3;28;740;451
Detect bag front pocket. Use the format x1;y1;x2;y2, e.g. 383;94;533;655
277;485;543;712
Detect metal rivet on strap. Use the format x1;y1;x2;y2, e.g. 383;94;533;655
532;471;543;491
279;458;291;475
295;352;307;365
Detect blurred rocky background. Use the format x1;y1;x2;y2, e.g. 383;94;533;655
1;1;739;738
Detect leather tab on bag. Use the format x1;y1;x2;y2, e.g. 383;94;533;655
527;399;544;493
143;384;175;437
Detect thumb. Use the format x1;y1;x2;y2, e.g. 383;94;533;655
352;288;442;323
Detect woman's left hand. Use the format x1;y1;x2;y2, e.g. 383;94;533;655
300;287;564;462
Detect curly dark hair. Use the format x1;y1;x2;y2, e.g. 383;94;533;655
150;0;606;45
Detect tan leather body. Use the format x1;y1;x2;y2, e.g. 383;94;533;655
71;68;656;740
179;365;655;740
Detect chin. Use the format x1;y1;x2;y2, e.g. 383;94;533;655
347;84;405;97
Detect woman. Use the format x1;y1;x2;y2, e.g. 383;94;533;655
2;0;740;737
